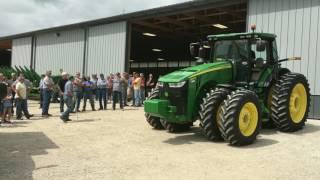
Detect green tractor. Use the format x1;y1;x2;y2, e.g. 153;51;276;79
144;27;311;146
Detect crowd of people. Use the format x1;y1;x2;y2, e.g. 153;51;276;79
0;70;157;124
0;73;34;124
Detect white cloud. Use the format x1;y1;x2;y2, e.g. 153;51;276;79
0;0;190;36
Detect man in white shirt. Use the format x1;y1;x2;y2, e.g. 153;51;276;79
15;76;32;120
42;71;54;117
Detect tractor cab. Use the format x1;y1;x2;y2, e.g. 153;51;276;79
191;28;278;87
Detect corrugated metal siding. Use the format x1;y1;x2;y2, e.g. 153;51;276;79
86;22;127;75
34;29;85;75
248;0;320;95
248;0;320;119
11;37;32;68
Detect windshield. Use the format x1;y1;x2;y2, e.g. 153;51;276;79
212;39;249;62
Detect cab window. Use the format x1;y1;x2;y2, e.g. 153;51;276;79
213;40;249;62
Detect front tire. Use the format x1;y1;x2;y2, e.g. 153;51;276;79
145;88;164;129
160;119;191;133
199;88;230;141
219;90;262;146
271;73;310;132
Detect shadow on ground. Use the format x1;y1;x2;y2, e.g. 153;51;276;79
69;118;101;123
0;132;59;180
162;127;278;148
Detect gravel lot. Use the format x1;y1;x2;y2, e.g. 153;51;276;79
0;100;320;180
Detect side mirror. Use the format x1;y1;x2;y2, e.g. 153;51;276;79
256;40;266;52
190;43;200;57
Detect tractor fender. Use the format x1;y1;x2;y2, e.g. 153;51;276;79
193;81;217;117
278;68;291;77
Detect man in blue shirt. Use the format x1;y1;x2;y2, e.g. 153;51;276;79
82;76;95;111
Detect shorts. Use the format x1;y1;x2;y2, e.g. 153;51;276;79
2;107;11;113
3;100;12;109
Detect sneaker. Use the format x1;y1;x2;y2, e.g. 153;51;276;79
60;116;67;122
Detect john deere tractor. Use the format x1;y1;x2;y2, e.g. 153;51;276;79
144;27;310;146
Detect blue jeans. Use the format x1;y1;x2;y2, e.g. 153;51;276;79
134;89;141;106
98;88;107;109
112;91;123;110
60;95;64;112
72;91;82;111
42;89;52;115
83;92;95;110
61;95;73;119
39;89;43;108
16;99;30;118
140;88;145;104
122;89;127;105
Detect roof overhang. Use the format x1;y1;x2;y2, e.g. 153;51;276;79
0;0;247;41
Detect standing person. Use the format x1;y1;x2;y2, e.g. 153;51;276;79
23;76;34;117
91;74;98;101
38;74;45;109
1;87;12;124
130;72;136;106
140;73;146;105
58;72;69;113
146;73;155;97
97;74;107;110
7;73;17;114
72;72;83;112
133;73;141;107
0;73;8;118
121;72;129;106
112;73;123;110
42;71;54;117
60;75;73;122
82;76;95;111
107;75;113;103
15;76;32;120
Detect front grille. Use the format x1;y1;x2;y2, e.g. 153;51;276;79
159;82;188;115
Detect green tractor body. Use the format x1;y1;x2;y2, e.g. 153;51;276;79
144;30;310;146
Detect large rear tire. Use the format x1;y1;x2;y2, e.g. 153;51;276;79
271;73;310;132
199;88;230;141
219;90;262;146
145;88;164;129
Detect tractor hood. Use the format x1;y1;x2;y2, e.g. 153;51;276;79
158;61;232;83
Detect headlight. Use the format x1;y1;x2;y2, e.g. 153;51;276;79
158;81;164;87
168;81;186;88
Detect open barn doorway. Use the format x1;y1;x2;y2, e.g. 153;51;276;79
0;40;12;67
128;1;247;81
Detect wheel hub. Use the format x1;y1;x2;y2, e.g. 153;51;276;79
289;83;307;123
239;102;258;137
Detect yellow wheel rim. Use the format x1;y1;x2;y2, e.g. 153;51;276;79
289;83;307;123
239;102;258;137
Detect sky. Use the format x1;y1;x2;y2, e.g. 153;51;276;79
0;0;190;37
